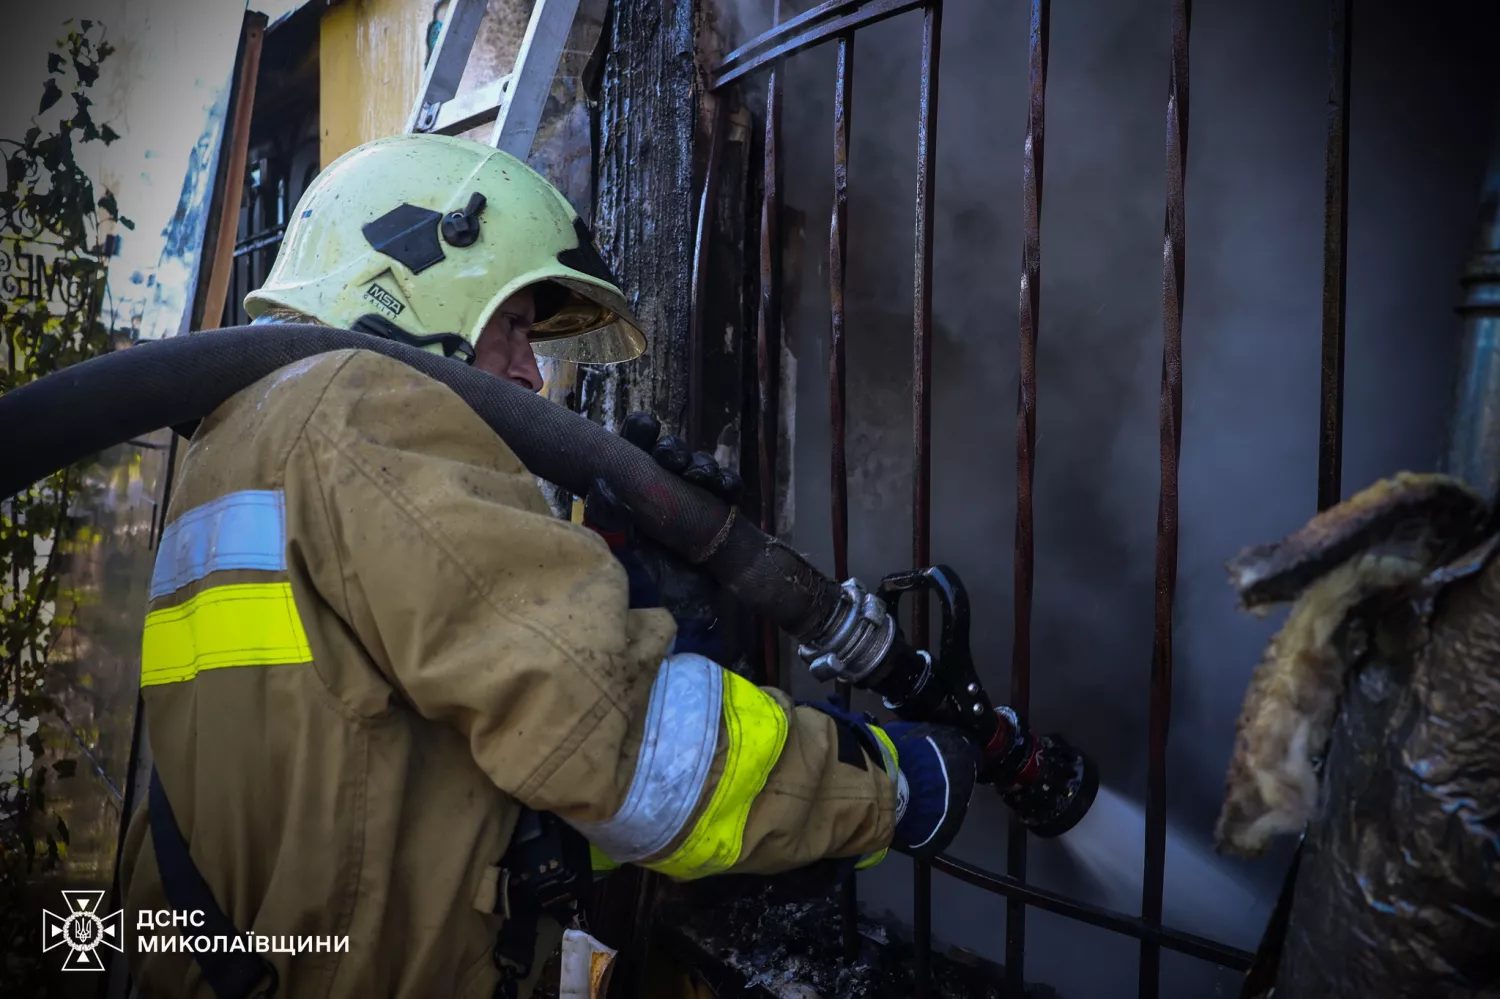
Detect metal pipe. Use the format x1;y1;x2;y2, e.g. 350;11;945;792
1141;2;1191;996
932;855;1255;970
1009;1;1050;992
713;0;924;90
912;4;941;994
721;0;862;70
1444;97;1500;497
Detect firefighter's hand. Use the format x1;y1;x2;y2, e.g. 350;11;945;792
618;411;743;505
804;699;980;861
582;413;739;660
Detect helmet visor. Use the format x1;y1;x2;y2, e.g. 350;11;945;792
532;319;647;364
528;276;646;364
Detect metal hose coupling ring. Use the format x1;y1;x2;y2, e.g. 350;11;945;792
796;577;898;685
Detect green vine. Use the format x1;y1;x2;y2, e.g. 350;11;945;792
1;20;130;989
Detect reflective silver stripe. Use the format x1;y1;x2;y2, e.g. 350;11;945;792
568;653;723;863
150;490;287;600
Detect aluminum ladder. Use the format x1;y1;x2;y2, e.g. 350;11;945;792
405;0;584;159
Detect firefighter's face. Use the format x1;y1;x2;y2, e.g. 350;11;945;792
475;287;543;392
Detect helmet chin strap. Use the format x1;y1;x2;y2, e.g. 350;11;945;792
350;313;475;365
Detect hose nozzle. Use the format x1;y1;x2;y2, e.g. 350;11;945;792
812;565;1101;839
983;710;1099;838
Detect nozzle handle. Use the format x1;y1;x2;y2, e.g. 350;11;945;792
871;565;999;743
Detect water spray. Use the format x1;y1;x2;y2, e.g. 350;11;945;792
797;564;1099;838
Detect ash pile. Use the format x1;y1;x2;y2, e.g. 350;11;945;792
658;876;1063;999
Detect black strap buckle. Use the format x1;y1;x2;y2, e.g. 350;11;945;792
350;313;475;365
490;810;592;990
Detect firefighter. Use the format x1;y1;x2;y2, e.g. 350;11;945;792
119;132;980;999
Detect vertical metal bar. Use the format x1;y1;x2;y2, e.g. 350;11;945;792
831;35;854;596
1239;8;1352;991
914;860;933;992
911;4;942;995
1008;1;1049;993
690;99;728;451
829;29;860;964
1140;2;1191;997
758;65;785;690
1319;0;1352;511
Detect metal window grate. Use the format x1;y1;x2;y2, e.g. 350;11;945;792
696;0;1356;994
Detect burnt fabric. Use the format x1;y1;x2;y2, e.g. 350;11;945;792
118;350;897;999
1273;537;1500;997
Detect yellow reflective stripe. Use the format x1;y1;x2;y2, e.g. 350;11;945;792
869;725;900;776
646;671;789;880
855;727;897;871
141;582;312;687
589;844;621;874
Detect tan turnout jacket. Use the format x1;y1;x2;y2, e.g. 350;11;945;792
120;350;896;999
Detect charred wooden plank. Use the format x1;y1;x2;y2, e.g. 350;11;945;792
1225;472;1489;612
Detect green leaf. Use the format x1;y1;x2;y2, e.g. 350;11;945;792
100;124;119;144
51;759;77;779
47;53;63;74
38;78;62;114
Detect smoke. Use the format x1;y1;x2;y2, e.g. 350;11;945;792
719;0;1500;996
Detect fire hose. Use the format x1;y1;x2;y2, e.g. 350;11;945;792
0;325;1097;836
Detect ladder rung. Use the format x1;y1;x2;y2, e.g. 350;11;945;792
429;75;511;136
406;0;490;134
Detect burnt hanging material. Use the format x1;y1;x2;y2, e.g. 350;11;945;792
1218;472;1500;998
1216;472;1489;859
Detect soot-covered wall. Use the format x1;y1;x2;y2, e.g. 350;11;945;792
721;0;1500;996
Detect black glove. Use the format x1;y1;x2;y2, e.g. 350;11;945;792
617;411;743;504
582;413;742;660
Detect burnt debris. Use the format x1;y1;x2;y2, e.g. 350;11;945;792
656;877;1063;999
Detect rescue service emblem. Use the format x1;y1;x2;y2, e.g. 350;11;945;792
42;890;124;971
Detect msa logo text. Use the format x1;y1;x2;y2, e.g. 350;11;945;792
364;282;405;317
